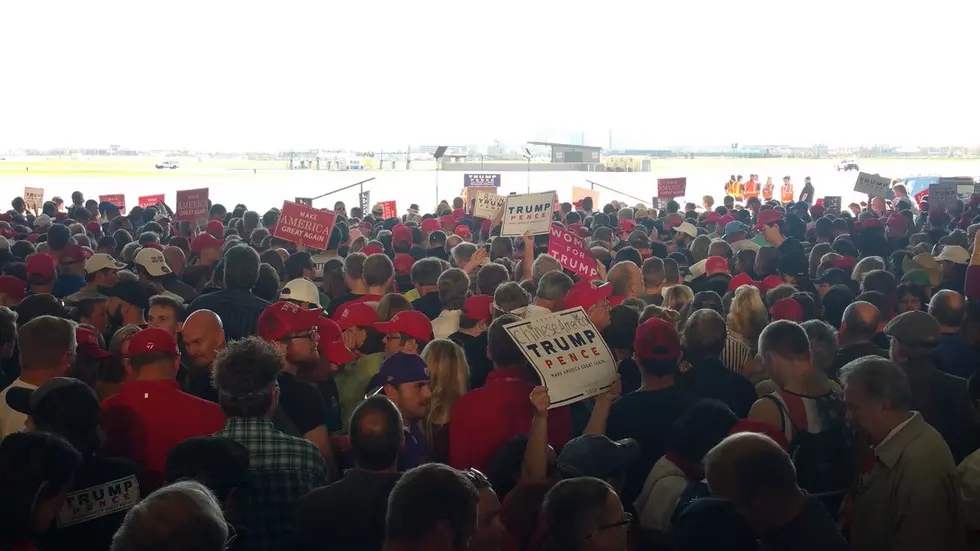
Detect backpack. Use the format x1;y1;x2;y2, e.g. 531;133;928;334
764;391;856;511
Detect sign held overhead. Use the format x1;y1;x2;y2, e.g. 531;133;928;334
273;200;337;250
175;188;209;222
853;172;892;198
500;191;555;237
657;177;687;199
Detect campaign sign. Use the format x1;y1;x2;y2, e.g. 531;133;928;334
175;188;209;222
928;182;959;213
138;194;165;209
548;225;599;278
464;173;501;188
853;172;892;198
657;177;687;199
359;190;371;214
473;192;506;220
23;187;44;213
824;196;842;215
99;194;127;214
501;191;555;237
57;475;139;528
572;186;599;207
274;200;337;250
379;200;397;219
295;197;313;207
503;307;616;408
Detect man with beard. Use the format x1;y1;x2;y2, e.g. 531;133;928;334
375;352;433;471
99;280;149;330
258;301;340;478
179;309;226;402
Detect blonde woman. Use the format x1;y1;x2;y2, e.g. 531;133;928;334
376;293;413;321
421;339;469;463
727;286;768;355
663;285;694;312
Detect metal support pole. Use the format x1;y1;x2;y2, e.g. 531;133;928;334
310;177;376;202
585;179;651;206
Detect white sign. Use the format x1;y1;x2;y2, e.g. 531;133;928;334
23;187;44;213
500;191;556;237
853;172;892;198
503;307;616;408
473;192;506;220
57;475;140;528
928;182;959;212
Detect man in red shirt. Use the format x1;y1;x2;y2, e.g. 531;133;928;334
101;327;226;489
448;314;573;471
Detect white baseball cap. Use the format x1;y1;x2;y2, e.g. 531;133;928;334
935;245;970;265
85;253;127;274
34;214;52;228
675;221;698;238
280;278;322;307
134;248;172;277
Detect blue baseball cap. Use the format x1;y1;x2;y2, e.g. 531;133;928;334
372;352;430;389
722;221;748;239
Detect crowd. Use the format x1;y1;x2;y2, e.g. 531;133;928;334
0;185;979;551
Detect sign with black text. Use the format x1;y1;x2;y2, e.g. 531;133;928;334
473;192;506;220
464;173;501;188
824;196;841;215
57;475;139;528
503;307;616;408
358;190;371;214
853;172;892;198
657;177;687;199
928;182;959;213
501;191;555;237
23;187;44;213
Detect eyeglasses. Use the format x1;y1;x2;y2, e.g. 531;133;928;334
585;512;633;539
283;329;317;342
463;467;491;490
225;522;239;550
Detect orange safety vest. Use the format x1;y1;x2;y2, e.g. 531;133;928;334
743;179;760;199
733;179;744;200
781;183;794;203
725;179;736;196
762;180;774;201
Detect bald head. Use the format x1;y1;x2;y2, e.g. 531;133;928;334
929;290;965;330
705;432;798;506
164;246;186;275
607;261;642;298
841;301;880;341
181;310;225;368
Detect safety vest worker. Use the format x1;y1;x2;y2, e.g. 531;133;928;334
743;176;760;199
733;176;744;201
762;177;774;201
781;178;794;203
725;176;736;197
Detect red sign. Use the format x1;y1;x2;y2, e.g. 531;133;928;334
657;177;687;199
380;201;397;219
139;194;165;209
175;188;209;222
547;224;599;279
99;194;127;214
273;200;337;250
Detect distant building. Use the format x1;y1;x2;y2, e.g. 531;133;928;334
526;141;602;163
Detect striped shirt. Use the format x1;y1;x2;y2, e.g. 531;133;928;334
187;288;270;341
766;388;848;443
722;332;753;374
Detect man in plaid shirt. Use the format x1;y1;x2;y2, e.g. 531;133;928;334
213;336;328;551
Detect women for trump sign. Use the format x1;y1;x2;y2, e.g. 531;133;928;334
500;191;555;237
503;307;616;407
547;225;599;278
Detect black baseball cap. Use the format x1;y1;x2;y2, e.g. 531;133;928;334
98;280;150;309
165;436;254;500
816;268;850;286
777;254;809;278
557;434;639;480
5;377;101;434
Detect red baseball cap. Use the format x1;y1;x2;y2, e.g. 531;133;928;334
315;317;356;365
717;214;737;226
361;245;384;256
392;225;412;248
832;256;856;271
663;213;684;229
728;272;759;292
127;327;180;357
60;244;90;264
454;225;472;239
705;256;730;277
191;233;224;254
337;302;380;330
206;220;225;238
85;221;103;234
564;280;613;311
421;218;440;232
886;213;908;229
633;317;681;361
0;275;26;301
809;204;826;218
769;297;804;322
753;210;784;230
758;275;785;294
258;301;324;342
462;295;493;322
375;310;433;343
25;233;40;243
393;253;415;277
439;214;456;231
26;253;57;280
704;212;722;224
76;327;111;360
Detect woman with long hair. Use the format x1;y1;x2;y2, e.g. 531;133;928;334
421;339;469;464
376;293;413;322
663;285;694;313
727;285;768;354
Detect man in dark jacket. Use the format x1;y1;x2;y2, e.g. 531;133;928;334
832;302;888;374
677;309;756;418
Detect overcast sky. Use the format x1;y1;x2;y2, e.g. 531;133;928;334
2;0;977;150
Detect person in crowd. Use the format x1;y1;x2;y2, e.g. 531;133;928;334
754;210;804;259
895;281;928;314
0;315;75;441
257;301;344;474
602;305;641;395
72;296;110;335
279;277;322;309
376;310;433;357
134;246;196;303
0;275;27;308
53;245;89;299
662;284;693;312
929;289;978;378
376;293;413;321
146;294;184;335
179;309;225;401
0;306;17;388
374;352;434;471
449;315;572;472
832;301;888;373
421;339;468;463
564;279;613;330
604;317;696;507
6;377;142;551
0;431;81;551
64;253;126;304
187;245;269;340
533;270;574;312
448;294;494;390
821;284;856;329
383;463;479;551
408;257;444;320
678;309;756;417
333;302;384;429
163;436;252;527
110;480;230;551
25;253;57;296
705;432;849;550
212;336;328;551
542;477;630;551
726;284;767;359
100;279;149;328
332;253;393;319
294;396;403;551
838;356;966;551
432;268;469;339
101;327;226;489
607;261;643;305
884;309;977;462
639;257;666;306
